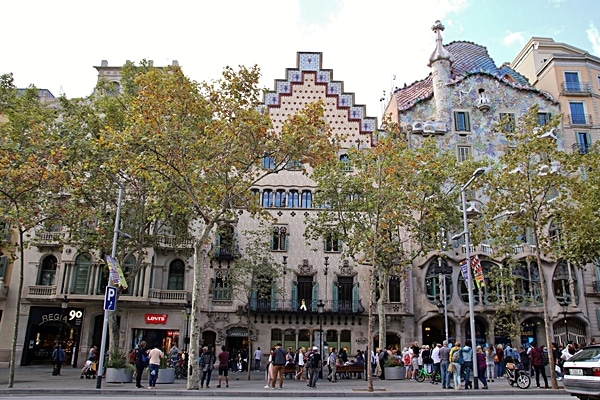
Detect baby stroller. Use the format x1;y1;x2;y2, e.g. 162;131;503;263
80;359;97;379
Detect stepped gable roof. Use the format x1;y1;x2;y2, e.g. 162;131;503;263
393;41;546;112
260;51;377;136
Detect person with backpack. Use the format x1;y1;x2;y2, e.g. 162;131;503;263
134;340;148;388
200;345;216;389
378;348;388;380
461;339;474;390
51;344;65;376
307;346;321;389
449;341;462;390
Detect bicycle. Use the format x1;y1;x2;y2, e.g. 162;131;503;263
415;366;441;382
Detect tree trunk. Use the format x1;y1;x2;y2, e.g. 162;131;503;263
377;268;388;351
8;230;25;388
534;234;558;389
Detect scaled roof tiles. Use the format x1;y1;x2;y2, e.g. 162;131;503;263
393;41;540;112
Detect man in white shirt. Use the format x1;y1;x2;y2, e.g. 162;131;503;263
431;342;442;384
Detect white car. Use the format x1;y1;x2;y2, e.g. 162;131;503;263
563;345;600;400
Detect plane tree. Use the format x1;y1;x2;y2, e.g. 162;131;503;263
304;121;465;390
99;63;335;389
0;74;72;387
478;104;573;389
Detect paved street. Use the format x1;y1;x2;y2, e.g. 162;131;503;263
0;365;571;398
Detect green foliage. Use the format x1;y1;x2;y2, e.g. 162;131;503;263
106;348;134;371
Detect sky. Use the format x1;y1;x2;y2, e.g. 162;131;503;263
3;0;600;121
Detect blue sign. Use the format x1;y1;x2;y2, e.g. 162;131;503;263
104;286;117;311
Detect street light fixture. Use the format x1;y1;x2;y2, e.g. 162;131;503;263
59;295;69;347
458;167;485;389
561;302;569;344
96;173;124;389
317;299;325;379
184;300;192;352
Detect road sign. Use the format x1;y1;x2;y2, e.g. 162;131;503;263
104;286;117;311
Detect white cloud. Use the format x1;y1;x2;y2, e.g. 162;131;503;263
502;31;526;47
586;22;600;56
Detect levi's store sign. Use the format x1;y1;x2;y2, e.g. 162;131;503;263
145;314;168;324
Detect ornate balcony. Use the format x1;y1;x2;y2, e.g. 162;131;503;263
148;288;187;304
27;285;57;300
568;114;593;126
248;298;364;315
32;231;65;248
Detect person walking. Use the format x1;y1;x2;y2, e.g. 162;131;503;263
295;347;306;381
270;343;286;389
217;345;229;388
147;342;164;389
439;340;451;389
495;344;504;379
253;347;262;371
307;346;321;389
200;345;215;389
327;348;337;382
134;341;148;388
51;344;65;376
530;342;549;389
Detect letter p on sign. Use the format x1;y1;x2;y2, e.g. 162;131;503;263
104;286;117;311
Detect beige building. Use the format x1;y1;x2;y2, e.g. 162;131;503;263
512;37;600;342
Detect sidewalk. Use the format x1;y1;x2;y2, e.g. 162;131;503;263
0;365;567;397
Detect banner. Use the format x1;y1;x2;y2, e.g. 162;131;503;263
471;255;486;288
460;259;469;285
105;255;129;290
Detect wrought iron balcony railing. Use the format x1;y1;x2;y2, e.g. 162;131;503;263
248;298;365;314
568;114;592;126
561;81;592;95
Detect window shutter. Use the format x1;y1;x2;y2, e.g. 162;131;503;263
312;282;319;311
291;281;298;310
251;289;257;310
597;308;600;329
465;112;471;131
0;255;6;278
285;235;289;251
332;282;339;312
352;282;359;312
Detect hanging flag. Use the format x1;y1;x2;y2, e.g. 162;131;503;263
460;259;469;286
471;255;486;289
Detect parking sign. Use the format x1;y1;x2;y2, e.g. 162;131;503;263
104;286;117;311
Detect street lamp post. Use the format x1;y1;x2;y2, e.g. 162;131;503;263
561;303;569;343
184;300;192;352
58;295;69;347
317;299;325;379
96;174;124;389
458;167;485;389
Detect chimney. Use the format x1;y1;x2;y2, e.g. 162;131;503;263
101;60;108;67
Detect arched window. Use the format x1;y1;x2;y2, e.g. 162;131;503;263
168;259;185;290
274;190;287;207
459;260;497;305
72;253;92;294
288;190;299;208
425;259;452;305
271;226;288;251
301;190;312;208
38;255;57;286
261;190;273;207
553;261;578;305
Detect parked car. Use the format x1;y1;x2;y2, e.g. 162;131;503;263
563;344;600;400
